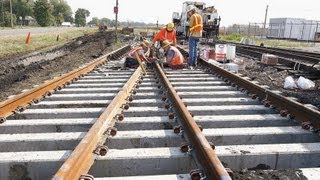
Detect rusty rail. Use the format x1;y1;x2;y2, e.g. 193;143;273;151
155;63;231;180
0;45;130;120
198;58;320;128
52;66;143;179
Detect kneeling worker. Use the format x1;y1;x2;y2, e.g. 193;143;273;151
162;40;184;69
125;40;151;68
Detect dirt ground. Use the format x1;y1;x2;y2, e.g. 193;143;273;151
240;57;320;109
233;168;307;180
0;31;124;101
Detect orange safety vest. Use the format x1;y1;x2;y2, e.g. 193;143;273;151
167;46;184;65
129;46;144;60
152;27;177;45
189;13;203;32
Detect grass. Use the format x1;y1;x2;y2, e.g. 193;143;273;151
0;27;98;59
220;33;312;48
219;33;246;42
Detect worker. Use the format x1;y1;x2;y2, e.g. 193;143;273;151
152;22;177;46
125;40;151;68
187;5;203;69
161;40;184;69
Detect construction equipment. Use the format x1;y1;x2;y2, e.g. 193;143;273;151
173;1;221;39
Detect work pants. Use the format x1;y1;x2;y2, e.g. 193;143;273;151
188;36;200;66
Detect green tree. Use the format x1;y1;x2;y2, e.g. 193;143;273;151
88;17;99;25
0;11;17;27
50;0;72;25
74;8;89;27
33;0;53;26
100;17;111;26
13;0;33;23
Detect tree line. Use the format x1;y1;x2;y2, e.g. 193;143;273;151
88;17;159;28
0;0;90;27
0;0;159;28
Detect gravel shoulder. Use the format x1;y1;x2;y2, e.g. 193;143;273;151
0;31;120;101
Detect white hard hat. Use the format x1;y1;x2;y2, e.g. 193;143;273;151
187;5;196;13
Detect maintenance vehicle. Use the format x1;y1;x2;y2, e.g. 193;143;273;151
172;1;221;39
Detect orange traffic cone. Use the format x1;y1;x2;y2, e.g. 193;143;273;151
25;32;31;44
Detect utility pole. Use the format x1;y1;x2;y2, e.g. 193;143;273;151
115;0;118;41
263;5;269;37
9;0;13;28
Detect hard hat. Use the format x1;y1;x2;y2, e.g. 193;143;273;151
161;40;171;48
166;22;174;31
187;5;196;13
142;39;150;47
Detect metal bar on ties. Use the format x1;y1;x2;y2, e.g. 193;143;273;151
0;45;129;120
155;63;231;180
53;66;143;179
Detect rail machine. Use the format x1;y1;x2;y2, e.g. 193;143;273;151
173;1;221;39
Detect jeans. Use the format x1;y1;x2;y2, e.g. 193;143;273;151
188;37;199;66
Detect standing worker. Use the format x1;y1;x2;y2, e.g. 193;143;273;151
152;22;177;46
187;5;203;69
125;40;151;68
161;40;184;69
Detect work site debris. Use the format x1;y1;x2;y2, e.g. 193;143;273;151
284;76;298;89
284;76;315;90
297;76;315;90
261;54;278;65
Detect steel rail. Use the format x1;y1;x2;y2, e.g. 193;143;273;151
197;58;320;128
218;41;320;64
236;46;319;67
52;66;143;179
0;45;130;121
155;63;231;180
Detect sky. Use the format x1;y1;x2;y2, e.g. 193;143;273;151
66;0;320;26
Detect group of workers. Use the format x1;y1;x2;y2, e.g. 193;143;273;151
125;5;202;70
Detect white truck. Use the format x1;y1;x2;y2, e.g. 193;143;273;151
172;1;221;39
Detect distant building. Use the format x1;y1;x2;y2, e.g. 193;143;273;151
268;18;320;41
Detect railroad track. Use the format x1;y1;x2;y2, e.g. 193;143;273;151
206;41;320;79
1;44;320;179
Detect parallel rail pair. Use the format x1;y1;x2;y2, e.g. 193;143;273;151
0;44;320;179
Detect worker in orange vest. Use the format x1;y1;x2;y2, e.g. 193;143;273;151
187;5;203;69
152;22;177;46
125;40;151;68
162;40;184;69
